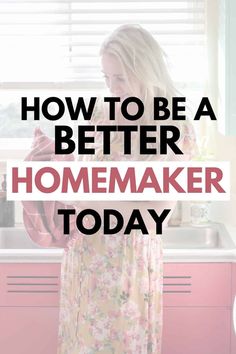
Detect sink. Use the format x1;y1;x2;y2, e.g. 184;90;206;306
162;224;235;250
0;223;235;251
0;224;235;263
0;227;42;249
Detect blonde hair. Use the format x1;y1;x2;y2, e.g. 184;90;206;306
100;24;176;124
90;24;196;160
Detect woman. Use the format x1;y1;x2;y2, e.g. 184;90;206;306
56;25;195;354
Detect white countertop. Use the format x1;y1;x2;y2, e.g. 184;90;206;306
0;248;64;263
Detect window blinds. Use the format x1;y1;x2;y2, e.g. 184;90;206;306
0;0;207;89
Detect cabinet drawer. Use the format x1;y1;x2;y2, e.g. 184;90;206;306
0;263;61;306
163;263;232;307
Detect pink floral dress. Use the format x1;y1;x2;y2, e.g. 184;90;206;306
57;229;163;354
57;121;195;354
57;143;163;353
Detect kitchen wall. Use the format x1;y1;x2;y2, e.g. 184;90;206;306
209;131;236;226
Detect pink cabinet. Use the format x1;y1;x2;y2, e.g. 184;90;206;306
162;307;231;354
162;263;233;354
163;263;231;307
0;307;59;354
0;263;61;306
0;263;61;354
0;262;235;354
231;263;236;354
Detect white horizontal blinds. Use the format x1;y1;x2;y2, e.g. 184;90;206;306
0;0;206;87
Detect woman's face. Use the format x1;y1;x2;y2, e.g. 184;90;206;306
101;53;141;99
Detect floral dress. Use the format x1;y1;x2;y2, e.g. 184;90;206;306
57;228;163;354
57;120;195;354
56;133;164;354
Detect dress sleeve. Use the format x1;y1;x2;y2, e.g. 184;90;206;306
162;119;198;162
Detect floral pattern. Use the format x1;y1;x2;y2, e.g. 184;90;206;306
57;120;195;353
57;232;163;354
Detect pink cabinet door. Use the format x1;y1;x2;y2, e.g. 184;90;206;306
0;263;61;306
163;263;231;307
0;307;59;354
162;307;231;354
231;263;236;354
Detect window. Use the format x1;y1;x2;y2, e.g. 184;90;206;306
0;0;215;152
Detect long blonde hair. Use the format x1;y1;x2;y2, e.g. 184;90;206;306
90;24;196;160
100;24;176;124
